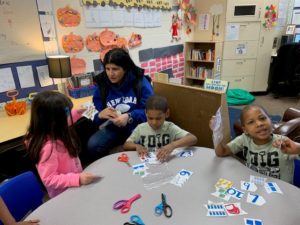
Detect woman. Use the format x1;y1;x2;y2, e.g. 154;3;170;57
88;48;153;159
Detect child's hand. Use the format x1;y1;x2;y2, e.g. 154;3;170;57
136;144;148;158
79;172;99;185
76;108;87;115
15;219;40;225
156;145;174;161
209;116;216;131
273;137;300;155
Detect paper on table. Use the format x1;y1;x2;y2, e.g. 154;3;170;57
0;68;16;93
16;65;35;88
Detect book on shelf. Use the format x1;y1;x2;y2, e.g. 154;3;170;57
190;48;215;61
189;66;212;79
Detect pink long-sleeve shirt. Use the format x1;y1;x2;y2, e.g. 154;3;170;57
36;109;83;198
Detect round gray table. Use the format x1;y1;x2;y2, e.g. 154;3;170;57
27;147;300;225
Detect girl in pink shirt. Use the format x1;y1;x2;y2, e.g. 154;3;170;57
25;91;98;198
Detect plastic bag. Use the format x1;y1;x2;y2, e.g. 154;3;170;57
141;163;175;190
211;107;223;148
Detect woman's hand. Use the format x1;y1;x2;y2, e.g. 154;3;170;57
98;107;119;120
111;113;129;127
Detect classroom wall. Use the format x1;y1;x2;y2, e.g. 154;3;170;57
193;0;226;42
52;0;187;72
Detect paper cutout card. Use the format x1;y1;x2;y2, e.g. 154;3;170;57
246;193;266;206
264;182;283;194
250;175;267;186
170;169;193;187
241;181;257;192
244;218;263;225
205;202;227;217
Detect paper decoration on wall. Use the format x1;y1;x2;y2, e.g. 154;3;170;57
140;52;184;78
62;32;84;53
209;4;223;38
96;29;131;60
100;47;114;61
39;14;56;38
178;0;197;34
170;13;182;42
82;0;171;10
70;56;87;75
263;4;277;30
36;65;53;87
116;37;128;48
0;68;16;93
83;5;161;28
99;29;117;46
57;5;81;27
128;33;142;48
86;33;101;52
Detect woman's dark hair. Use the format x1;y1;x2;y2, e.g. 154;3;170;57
25;91;80;163
145;95;168;113
95;48;146;105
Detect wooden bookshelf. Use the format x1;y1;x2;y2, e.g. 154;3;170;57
184;41;223;87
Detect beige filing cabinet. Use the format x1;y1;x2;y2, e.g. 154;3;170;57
184;41;223;87
222;0;279;92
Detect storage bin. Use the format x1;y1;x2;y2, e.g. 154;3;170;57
68;85;96;99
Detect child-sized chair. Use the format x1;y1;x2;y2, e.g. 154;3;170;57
0;171;44;224
294;159;300;188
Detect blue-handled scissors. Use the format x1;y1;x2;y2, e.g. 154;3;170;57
113;194;141;213
154;193;173;218
124;215;145;225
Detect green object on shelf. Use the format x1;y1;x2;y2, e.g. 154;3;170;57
226;89;255;106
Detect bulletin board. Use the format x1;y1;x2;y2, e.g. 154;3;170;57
0;0;45;64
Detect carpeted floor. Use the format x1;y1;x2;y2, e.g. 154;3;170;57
228;107;282;138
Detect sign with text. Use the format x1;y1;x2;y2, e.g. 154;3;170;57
204;79;229;93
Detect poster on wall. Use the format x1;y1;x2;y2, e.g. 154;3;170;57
0;0;45;64
83;5;161;27
0;68;16;93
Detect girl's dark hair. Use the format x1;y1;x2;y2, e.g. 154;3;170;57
240;104;269;125
145;95;168;113
95;48;146;105
25;91;80;163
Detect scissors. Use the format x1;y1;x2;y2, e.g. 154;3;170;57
118;153;131;167
124;215;145;225
113;194;141;213
154;193;173;218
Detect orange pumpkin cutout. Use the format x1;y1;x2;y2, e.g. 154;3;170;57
62;32;84;53
99;29;117;47
57;6;81;27
115;37;127;48
86;33;101;52
70;56;87;75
